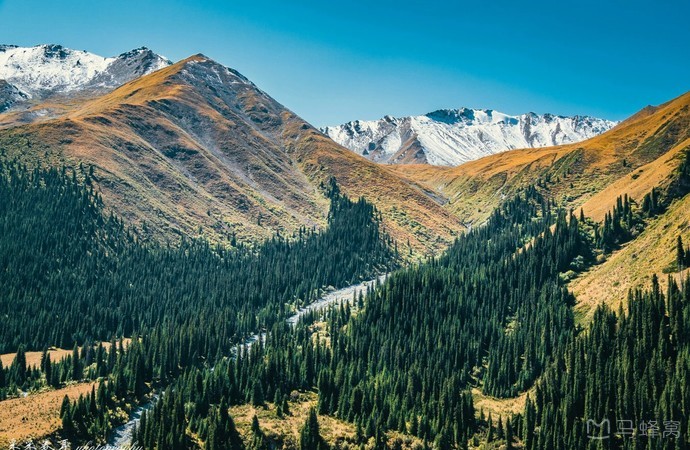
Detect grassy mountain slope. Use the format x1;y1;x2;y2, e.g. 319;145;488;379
391;91;690;329
571;192;690;322
393;91;690;227
0;56;461;254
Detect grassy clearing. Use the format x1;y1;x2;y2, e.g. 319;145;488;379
230;391;425;449
0;338;132;370
471;387;531;420
0;381;98;448
0;348;71;370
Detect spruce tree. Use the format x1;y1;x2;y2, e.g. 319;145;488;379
300;408;325;450
71;344;82;381
251;380;264;407
11;345;27;385
678;235;686;269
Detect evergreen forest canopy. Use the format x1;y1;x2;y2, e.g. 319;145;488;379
1;149;690;450
0;158;395;354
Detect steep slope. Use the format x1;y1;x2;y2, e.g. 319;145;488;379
0;55;461;254
390;91;690;322
323;108;616;166
571;192;690;322
567;109;690;320
393;90;690;227
0;80;26;112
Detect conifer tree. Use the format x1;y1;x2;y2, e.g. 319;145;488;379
677;235;687;269
71;344;82;381
300;408;325;450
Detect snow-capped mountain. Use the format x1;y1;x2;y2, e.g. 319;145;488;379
0;44;171;109
322;109;618;166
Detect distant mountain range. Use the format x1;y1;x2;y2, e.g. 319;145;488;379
322;109;617;166
0;45;617;169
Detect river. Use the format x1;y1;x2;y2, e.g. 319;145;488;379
105;394;158;448
105;274;387;448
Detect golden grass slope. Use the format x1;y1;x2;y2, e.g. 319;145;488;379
0;339;131;370
0;55;462;254
560;96;690;321
0;348;71;369
230;391;426;449
393;91;690;226
0;382;98;448
571;193;690;323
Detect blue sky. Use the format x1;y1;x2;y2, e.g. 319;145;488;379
1;0;688;126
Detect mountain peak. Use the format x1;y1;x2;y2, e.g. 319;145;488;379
172;54;254;90
116;46;160;59
426;108;478;124
0;44;171;106
323;109;618;166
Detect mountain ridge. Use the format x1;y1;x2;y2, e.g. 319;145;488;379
323;108;617;166
0;50;462;255
0;44;171;112
392;90;690;227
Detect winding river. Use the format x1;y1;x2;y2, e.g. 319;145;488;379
106;275;387;448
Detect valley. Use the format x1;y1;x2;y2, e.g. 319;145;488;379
1;43;689;450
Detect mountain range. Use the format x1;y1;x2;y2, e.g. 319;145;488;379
322;109;617;166
0;45;461;255
2;43;690;449
0;44;688;267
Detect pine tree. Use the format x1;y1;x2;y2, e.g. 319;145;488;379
251;380;264;407
300;408;325;450
678;235;686;270
11;345;27;385
250;415;267;450
60;395;74;433
282;395;290;416
505;419;514;450
71;344;82;381
486;413;494;442
41;348;53;387
220;398;244;450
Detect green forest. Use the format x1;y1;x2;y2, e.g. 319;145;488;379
1;149;690;450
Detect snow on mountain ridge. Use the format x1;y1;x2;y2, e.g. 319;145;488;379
0;44;172;102
322;109;617;166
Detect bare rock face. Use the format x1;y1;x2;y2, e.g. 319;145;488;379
0;80;27;113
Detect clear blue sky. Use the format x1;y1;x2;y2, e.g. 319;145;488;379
1;0;688;126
